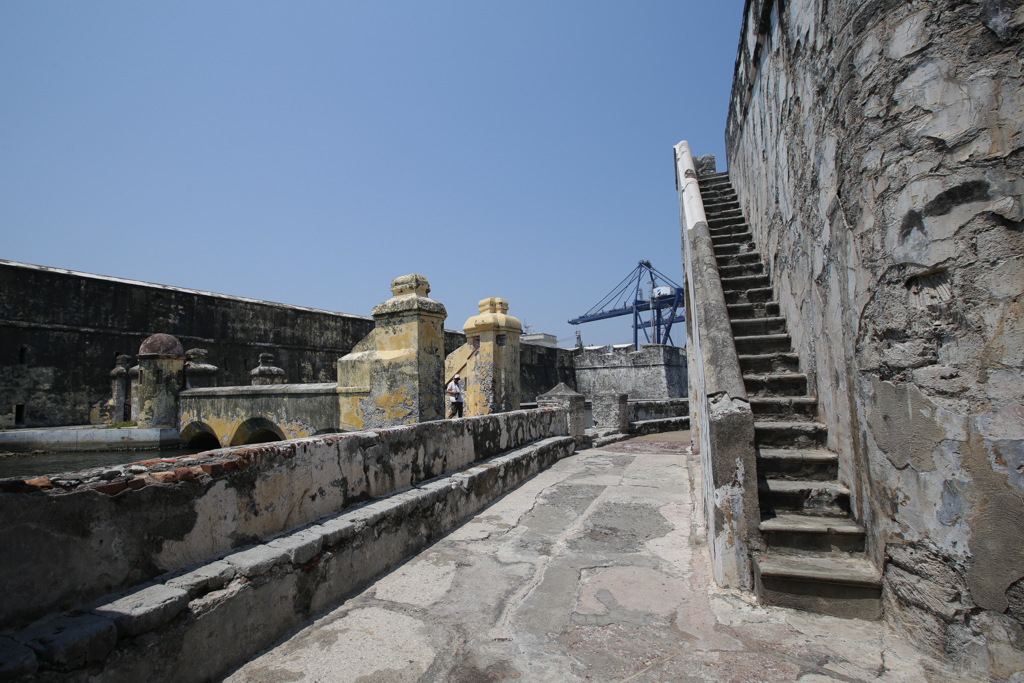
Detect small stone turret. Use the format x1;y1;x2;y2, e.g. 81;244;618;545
185;349;219;389
446;297;522;416
136;334;185;429
251;353;286;385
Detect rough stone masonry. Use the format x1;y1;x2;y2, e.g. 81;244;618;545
725;0;1024;674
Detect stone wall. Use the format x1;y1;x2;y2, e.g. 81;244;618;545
0;407;568;631
574;344;687;400
0;260;375;427
519;341;577;402
0;261;568;428
725;0;1024;671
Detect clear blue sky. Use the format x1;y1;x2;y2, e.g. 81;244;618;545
2;1;742;347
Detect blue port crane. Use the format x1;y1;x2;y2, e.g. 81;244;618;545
568;260;685;350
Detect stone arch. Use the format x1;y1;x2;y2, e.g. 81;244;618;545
230;417;286;446
180;421;222;450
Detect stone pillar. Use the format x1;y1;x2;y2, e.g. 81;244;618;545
337;273;448;430
128;364;140;422
89;355;132;425
136;334;185;429
185;348;219;388
250;353;286;385
537;382;584;439
454;297;522;416
592;392;628;432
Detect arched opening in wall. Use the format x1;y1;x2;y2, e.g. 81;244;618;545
180;422;222;451
229;417;286;446
18;346;28;365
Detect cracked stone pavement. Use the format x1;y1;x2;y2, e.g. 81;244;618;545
223;432;984;683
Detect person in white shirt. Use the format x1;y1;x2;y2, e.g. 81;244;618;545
446;374;464;418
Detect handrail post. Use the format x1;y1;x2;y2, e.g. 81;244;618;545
675;141;759;590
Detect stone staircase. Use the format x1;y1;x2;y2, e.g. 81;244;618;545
698;172;882;620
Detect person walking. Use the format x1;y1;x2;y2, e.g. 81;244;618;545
446;374;464;418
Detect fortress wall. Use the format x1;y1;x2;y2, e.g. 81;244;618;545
726;0;1024;668
0;407;568;631
519;341;577;402
0;260;376;427
0;261;560;428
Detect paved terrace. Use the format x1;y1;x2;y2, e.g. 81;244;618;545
224;433;982;683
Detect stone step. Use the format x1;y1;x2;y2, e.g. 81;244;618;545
749;396;818;419
708;206;741;220
739;352;801;374
716;251;763;267
703;199;740;212
743;373;809;397
757;447;837;480
728;302;780;319
758;478;850;516
724;286;774;305
719;263;764;279
760;514;865;553
708;215;745;228
701;192;738;205
713;242;758;256
755;420;827;448
731;316;788;336
734;334;793;355
720;274;770;292
709;222;750;237
754;553;882;620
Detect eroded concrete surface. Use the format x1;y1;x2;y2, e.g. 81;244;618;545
224;433;980;683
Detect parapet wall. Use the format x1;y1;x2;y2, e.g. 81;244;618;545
574;344;687;400
0;407;568;631
726;0;1024;670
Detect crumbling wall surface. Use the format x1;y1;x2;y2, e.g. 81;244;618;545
0;408;567;632
519;342;577;402
726;0;1024;672
0;260;376;427
574;344;688;400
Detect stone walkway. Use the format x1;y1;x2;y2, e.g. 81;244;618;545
223;433;982;683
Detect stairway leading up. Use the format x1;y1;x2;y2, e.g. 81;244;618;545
698;172;882;620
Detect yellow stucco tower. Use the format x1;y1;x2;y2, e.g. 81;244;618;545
446;297;522;416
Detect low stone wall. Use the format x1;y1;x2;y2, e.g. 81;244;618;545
0;434;575;682
628;399;689;423
0;408;567;632
574;344;687;400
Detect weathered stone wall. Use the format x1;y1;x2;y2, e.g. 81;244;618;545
0;261;569;428
0;407;568;631
725;0;1024;670
574;344;687;400
519;341;577;402
0;260;376;427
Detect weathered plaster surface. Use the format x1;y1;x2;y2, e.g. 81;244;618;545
725;0;1024;671
445;298;522;416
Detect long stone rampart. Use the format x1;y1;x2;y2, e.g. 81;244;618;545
0;408;568;632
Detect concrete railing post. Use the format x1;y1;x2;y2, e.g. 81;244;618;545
674;140;759;591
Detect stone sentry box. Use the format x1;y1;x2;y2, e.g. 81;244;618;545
574;343;688;400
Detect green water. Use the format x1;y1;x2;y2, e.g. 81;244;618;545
0;447;205;480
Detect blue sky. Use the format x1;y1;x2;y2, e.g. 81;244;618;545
1;1;743;347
